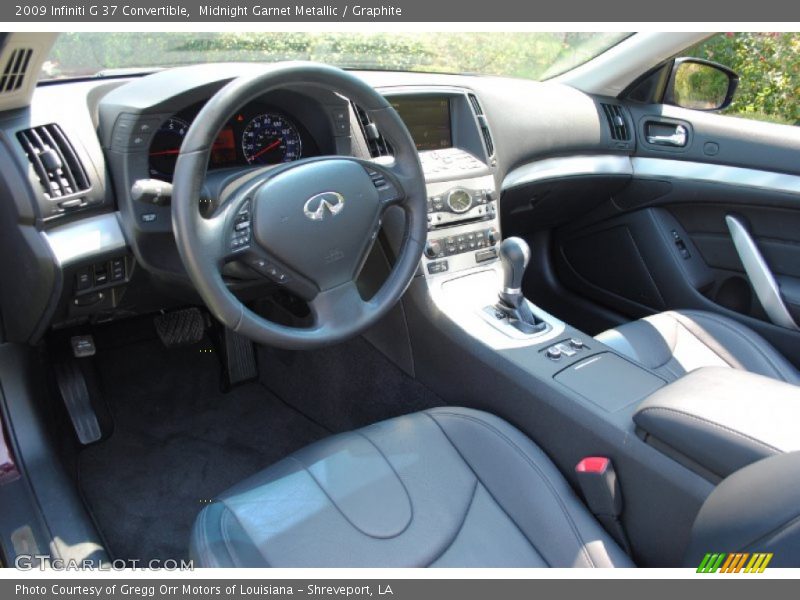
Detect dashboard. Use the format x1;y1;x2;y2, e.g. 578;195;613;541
0;62;634;344
148;101;320;181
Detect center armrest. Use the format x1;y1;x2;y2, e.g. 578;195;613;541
633;367;800;480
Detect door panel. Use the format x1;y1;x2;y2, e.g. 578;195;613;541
550;103;800;367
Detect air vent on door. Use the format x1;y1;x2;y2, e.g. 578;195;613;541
0;48;33;94
17;124;91;200
351;102;392;158
601;103;631;141
467;93;495;157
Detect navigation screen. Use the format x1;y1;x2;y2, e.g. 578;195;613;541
390;97;452;151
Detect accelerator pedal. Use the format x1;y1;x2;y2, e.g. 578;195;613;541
220;327;258;388
154;308;207;347
54;337;102;445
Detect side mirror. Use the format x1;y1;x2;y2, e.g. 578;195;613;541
664;58;739;111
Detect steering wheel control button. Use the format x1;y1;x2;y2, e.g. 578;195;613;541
246;257;291;284
230;202;252;252
365;167;401;204
426;260;449;275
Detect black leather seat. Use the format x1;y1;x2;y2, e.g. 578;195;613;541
595;310;800;384
189;407;633;567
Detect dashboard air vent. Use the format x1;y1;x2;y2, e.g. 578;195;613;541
0;48;33;94
352;102;392;158
467;93;495;157
17;124;91;200
601;103;630;141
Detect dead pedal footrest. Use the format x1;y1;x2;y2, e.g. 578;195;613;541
54;358;102;445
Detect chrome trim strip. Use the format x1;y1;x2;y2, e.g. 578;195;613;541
633;157;800;196
43;213;127;266
725;215;798;331
503;155;800;198
502;155;632;191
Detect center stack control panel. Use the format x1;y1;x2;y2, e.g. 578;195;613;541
419;149;499;277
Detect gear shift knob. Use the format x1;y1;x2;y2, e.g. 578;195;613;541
499;237;530;293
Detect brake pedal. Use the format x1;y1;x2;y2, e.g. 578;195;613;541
220;327;258;388
154;308;207;347
54;356;102;445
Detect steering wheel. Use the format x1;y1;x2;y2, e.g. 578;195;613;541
171;63;427;349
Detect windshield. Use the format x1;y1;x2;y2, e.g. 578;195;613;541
41;32;631;82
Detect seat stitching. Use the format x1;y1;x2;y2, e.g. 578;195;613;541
220;501;270;567
354;430;415;537
637;406;783;454
425;411;595;567
423;413;552;567
666;312;740;370
740;513;800;553
424;479;480;566
220;507;243;568
286;450;406;540
678;311;792;379
657;360;679;381
198;505;217;568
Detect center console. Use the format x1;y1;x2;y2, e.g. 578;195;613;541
383;90;502;278
386;88;672;418
379;89;760;566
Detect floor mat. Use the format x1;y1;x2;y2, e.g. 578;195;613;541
77;331;328;562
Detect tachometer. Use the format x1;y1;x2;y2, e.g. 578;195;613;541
241;113;302;165
148;117;189;181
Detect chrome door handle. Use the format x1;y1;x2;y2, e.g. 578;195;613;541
646;125;687;147
725;215;799;330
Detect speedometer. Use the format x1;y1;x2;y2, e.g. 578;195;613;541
241;113;302;165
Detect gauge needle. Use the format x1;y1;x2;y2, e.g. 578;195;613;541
149;148;181;156
251;139;281;160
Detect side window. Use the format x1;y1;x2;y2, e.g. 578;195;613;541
685;33;799;126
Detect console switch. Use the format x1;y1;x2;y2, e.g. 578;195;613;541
75;269;92;291
475;248;497;263
427;260;449;275
110;258;126;282
545;339;588;360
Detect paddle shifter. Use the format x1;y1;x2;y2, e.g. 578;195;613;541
495;237;546;334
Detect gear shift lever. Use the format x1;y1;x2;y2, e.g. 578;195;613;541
495;237;546;334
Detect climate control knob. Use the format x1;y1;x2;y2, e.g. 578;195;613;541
487;228;499;245
424;241;442;259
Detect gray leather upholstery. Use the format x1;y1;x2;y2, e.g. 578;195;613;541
684;452;800;567
596;310;800;384
189;407;633;567
634;367;800;479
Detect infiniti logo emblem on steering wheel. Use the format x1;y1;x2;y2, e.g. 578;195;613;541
303;191;345;221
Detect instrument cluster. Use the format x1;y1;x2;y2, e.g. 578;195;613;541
148;101;320;181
